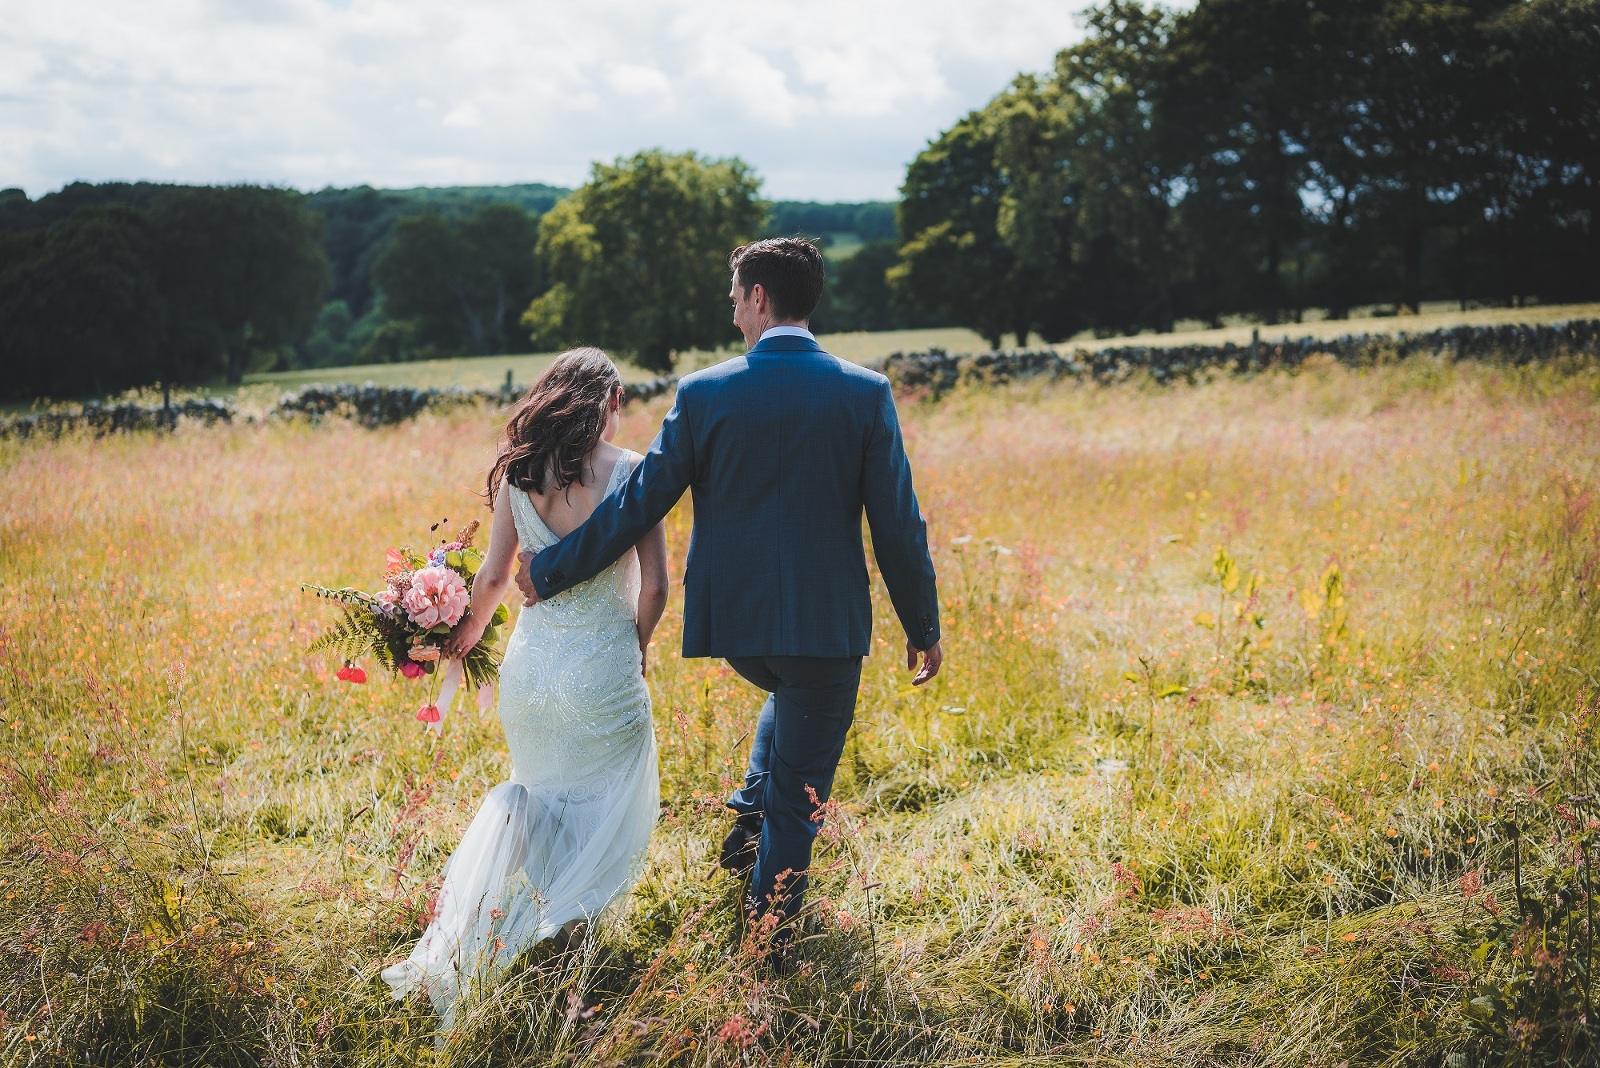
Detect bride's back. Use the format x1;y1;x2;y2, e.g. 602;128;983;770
525;440;627;539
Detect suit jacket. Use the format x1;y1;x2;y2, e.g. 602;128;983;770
526;333;940;659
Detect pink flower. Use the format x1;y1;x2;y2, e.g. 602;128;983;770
400;661;425;680
408;645;440;663
376;588;400;607
336;664;367;683
401;566;469;629
385;547;406;576
415;703;441;724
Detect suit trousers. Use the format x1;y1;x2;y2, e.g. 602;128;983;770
724;654;862;921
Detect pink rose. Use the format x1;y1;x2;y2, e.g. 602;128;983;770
400;661;425;680
401;566;470;629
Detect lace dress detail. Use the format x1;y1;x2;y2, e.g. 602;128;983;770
382;452;658;1027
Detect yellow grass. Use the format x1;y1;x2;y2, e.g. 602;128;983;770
3;352;1600;1066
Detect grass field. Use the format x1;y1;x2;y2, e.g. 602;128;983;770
231;302;1600;400
4;351;1600;1066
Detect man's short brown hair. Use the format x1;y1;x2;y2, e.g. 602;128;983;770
729;238;826;323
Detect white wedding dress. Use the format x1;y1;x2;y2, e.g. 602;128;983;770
382;452;659;1027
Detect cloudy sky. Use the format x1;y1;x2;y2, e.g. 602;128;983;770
2;0;1105;203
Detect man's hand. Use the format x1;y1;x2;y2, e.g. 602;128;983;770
515;550;542;607
906;639;943;686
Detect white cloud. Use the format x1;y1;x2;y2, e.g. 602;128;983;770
0;0;1104;201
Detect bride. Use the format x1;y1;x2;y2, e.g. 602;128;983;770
381;347;668;1026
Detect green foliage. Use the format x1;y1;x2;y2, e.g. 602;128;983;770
0;186;329;399
524;150;766;372
300;299;386;368
767;200;896;242
303;182;567;320
0;206;170;400
151;186;330;383
895;0;1600;338
810;239;938;334
891;103;1028;349
371;204;543;359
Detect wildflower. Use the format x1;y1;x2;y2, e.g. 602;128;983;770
403;566;469;628
336;663;366;683
717;1013;764;1050
415;704;441;725
385;547;405;575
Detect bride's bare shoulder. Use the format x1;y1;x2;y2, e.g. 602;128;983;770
587;440;627;476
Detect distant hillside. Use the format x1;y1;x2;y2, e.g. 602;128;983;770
767;201;896;244
302;183;570;318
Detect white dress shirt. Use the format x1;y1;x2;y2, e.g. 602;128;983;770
757;324;816;344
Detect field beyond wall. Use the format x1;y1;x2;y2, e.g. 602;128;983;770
231;300;1600;397
3;353;1600;1065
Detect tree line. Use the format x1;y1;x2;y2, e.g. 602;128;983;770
6;0;1595;400
0;186;328;400
0;174;903;400
891;0;1600;347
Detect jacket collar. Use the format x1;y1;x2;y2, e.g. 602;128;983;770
747;334;825;356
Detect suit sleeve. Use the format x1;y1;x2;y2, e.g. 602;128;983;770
861;380;940;649
527;387;696;601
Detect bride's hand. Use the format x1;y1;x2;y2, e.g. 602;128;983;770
443;613;487;660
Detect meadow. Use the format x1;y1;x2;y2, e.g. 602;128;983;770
3;350;1600;1067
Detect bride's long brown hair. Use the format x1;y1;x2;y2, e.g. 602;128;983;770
487;347;623;505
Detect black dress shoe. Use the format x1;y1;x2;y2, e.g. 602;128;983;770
718;814;762;875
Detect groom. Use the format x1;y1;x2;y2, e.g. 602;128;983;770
515;237;942;931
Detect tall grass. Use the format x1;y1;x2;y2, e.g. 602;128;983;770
3;353;1599;1066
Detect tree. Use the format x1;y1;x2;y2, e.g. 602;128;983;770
892;91;1046;349
0;206;168;400
1346;0;1507;312
524;150;765;372
372;204;543;357
810;240;941;333
1465;0;1600;305
152;186;329;383
1167;0;1323;324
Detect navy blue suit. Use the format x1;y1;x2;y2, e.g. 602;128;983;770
526;332;940;918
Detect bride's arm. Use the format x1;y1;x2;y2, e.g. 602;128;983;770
443;484;518;659
633;520;669;673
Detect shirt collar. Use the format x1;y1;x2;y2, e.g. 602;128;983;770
758;324;816;343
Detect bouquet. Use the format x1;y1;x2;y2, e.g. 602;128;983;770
302;518;507;730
